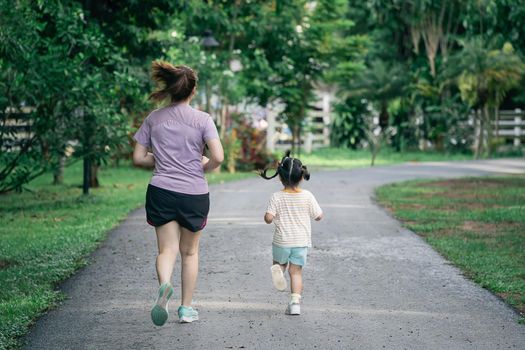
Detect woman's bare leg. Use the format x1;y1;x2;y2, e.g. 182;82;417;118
155;221;181;285
179;227;201;306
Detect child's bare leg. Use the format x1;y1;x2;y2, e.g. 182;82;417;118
271;261;288;291
286;263;302;315
288;263;303;294
273;261;288;271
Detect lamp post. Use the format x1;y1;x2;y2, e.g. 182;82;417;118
201;30;219;114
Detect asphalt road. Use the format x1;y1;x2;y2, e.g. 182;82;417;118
24;159;525;350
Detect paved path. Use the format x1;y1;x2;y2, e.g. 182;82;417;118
25;159;525;349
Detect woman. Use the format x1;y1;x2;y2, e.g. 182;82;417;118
133;61;223;326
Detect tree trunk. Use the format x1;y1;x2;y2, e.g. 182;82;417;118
494;106;500;145
53;155;66;185
370;134;381;167
297;125;302;157
219;98;227;140
83;157;90;195
205;79;211;114
475;108;485;159
379;101;389;130
291;124;300;156
486;103;493;157
90;162;100;188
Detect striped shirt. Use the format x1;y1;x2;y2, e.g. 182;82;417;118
266;189;323;248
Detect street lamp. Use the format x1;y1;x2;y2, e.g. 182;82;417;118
201;30;219;113
201;29;219;48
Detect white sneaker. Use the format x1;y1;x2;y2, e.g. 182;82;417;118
285;302;301;315
271;265;287;291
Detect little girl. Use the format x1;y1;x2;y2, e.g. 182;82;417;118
259;151;323;315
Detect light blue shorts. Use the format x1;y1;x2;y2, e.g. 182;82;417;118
272;245;308;266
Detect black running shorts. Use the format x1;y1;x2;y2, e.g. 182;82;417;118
145;184;210;232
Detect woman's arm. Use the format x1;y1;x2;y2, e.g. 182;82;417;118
203;138;224;172
133;143;155;167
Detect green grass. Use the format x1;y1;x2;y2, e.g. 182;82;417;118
376;176;525;321
300;147;473;169
0;163;252;350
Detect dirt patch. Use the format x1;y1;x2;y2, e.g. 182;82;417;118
402;220;420;226
497;292;525;315
460;221;520;235
426;228;459;237
397;203;428;210
417;178;517;191
461;221;498;233
441;192;496;200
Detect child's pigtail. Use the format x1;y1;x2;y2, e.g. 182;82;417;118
258;168;279;180
301;165;310;181
258;150;293;181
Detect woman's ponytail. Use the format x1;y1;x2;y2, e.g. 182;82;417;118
149;61;197;103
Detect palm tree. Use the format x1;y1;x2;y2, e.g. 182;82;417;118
445;38;525;158
344;60;408;165
347;60;408;130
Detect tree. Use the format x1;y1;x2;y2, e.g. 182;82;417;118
408;0;463;77
347;60;408;130
0;0;140;193
445;38;525;158
331;99;368;149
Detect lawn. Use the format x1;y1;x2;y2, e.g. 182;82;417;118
376;176;525;321
300;147;472;169
0;163;252;350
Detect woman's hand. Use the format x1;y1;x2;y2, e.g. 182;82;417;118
203;138;224;172
202;156;210;169
133;143;155;168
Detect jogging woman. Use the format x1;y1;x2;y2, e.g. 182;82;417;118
133;61;223;325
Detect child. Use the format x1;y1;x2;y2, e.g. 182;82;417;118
259;151;323;315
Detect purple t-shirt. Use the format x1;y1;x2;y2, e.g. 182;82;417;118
133;103;219;195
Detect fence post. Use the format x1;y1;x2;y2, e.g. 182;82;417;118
322;93;331;146
515;115;522;147
304;132;313;154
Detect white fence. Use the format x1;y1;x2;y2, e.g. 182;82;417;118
266;90;333;153
495;109;524;146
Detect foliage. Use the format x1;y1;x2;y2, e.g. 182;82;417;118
0;0;142;193
233;115;275;172
331;99;368;149
337;0;525;157
222;129;242;173
445;38;525;157
346;60;408;129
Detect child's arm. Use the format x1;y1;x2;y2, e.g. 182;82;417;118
309;193;323;221
265;193;277;224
